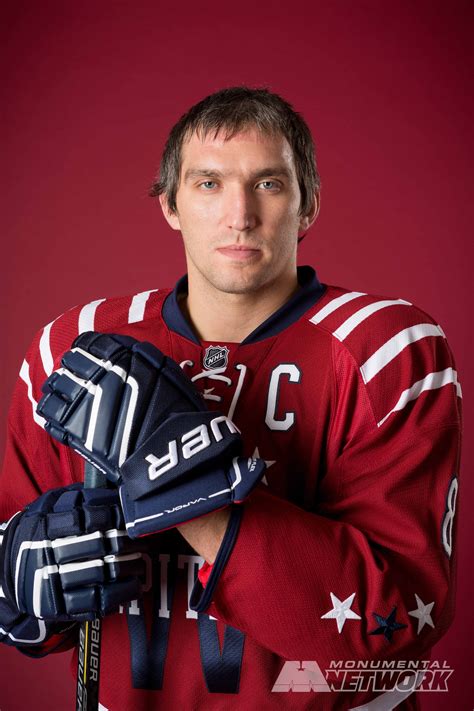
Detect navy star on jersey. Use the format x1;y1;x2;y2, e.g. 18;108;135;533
369;606;408;642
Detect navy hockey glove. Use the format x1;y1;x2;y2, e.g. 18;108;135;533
0;484;149;644
37;332;265;537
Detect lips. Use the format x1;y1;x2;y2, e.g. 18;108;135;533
216;246;261;260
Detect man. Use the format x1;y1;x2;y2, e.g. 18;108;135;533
0;87;462;709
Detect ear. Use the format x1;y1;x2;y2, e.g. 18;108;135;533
159;194;181;231
298;191;321;232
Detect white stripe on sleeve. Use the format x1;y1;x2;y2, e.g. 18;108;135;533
78;298;106;333
333;299;412;342
377;368;461;427
39;319;56;376
128;289;158;324
309;292;366;326
360;323;445;384
19;360;46;428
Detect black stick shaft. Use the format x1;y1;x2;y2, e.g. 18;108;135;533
76;461;106;711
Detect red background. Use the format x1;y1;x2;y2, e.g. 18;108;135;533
1;1;472;709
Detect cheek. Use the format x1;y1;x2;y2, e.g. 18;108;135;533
270;207;301;238
266;192;300;224
180;197;222;232
269;213;301;256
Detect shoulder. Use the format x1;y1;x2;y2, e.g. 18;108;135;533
307;284;443;353
306;284;461;429
19;287;170;402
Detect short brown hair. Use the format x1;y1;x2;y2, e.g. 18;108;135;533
150;86;321;216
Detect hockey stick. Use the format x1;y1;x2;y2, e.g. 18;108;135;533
76;460;106;711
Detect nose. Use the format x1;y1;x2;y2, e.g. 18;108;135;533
224;186;257;232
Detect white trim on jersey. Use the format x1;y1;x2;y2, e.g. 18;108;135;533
37;290;158;389
38;297;105;384
78;298;106;333
19;360;46;428
39;319;56;376
333;298;412;342
128;289;158;324
360;323;445;384
227;364;247;420
309;291;366;325
377;368;462;427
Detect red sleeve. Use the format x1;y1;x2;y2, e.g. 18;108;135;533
192;321;462;668
0;319;84;517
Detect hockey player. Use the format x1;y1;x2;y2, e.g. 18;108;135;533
0;87;462;709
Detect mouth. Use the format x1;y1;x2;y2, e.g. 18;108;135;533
216;245;261;261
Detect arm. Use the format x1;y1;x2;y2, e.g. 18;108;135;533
0;335;71;656
0;332;148;657
190;333;462;667
178;509;231;564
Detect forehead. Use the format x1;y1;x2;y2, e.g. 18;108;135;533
180;127;296;175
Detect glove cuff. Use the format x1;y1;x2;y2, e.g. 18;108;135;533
120;456;266;538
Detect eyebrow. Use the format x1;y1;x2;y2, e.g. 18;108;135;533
183;167;292;183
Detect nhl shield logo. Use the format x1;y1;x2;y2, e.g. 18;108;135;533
203;345;229;370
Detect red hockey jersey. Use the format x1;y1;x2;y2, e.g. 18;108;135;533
0;267;462;710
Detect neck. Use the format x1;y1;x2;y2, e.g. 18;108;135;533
183;271;299;343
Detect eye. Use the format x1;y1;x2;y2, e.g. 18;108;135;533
199;181;218;190
257;180;280;191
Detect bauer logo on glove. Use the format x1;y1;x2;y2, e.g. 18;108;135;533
37;332;265;537
144;415;240;481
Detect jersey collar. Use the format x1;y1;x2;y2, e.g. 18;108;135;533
162;265;325;345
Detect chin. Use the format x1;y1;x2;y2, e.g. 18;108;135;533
213;276;270;295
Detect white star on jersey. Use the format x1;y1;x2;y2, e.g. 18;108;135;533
408;594;435;634
252;447;275;486
321;593;361;633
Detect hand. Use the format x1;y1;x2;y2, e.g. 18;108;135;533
0;484;149;627
37;332;265;537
